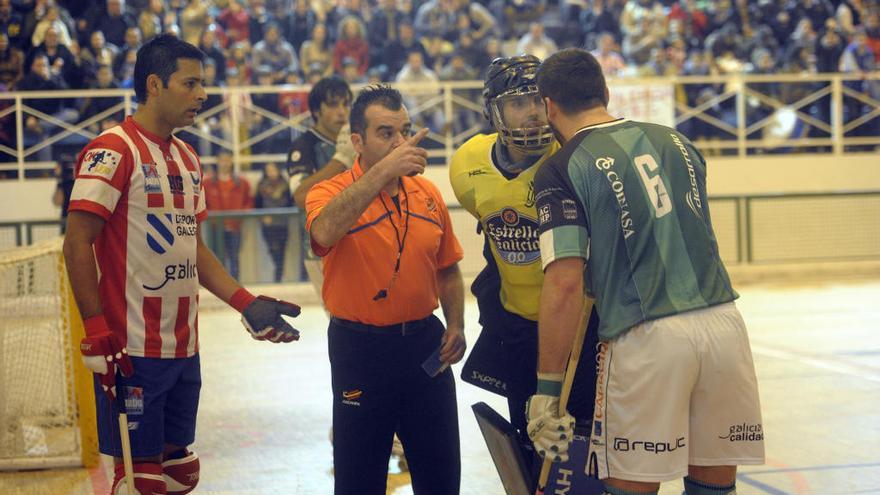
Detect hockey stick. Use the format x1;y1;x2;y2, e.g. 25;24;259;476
118;412;135;494
535;300;591;495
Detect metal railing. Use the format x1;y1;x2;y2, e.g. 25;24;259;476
2;72;878;179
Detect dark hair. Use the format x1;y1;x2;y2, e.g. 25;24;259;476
134;34;205;104
307;76;353;119
536;48;607;115
349;85;403;136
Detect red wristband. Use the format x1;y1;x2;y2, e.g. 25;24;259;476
229;288;256;313
83;314;110;338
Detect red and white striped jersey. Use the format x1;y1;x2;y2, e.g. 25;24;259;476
69;116;207;359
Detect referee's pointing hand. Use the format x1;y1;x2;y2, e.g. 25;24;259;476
380;127;429;178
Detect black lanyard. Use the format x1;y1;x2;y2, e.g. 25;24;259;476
373;181;410;301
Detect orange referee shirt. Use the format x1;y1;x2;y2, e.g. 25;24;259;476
305;159;464;326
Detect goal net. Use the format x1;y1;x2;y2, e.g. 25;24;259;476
0;237;98;470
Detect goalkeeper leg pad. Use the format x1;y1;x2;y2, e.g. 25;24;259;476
162;449;200;494
112;462;167;494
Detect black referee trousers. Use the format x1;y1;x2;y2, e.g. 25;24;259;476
329;314;461;495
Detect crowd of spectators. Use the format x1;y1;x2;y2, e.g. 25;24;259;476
1;0;879;163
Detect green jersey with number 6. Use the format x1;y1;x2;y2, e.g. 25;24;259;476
534;118;737;341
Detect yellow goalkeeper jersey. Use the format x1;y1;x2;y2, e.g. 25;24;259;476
449;133;559;321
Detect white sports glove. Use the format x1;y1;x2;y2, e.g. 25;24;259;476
525;373;575;463
332;124;356;169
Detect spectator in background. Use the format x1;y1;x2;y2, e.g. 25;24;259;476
667;0;708;40
31;5;72;48
179;0;209;46
299;23;333;78
93;0;134;49
516;22;559;62
0;32;23;87
282;0;316;54
79;65;123;133
333;16;368;77
0;0;27;50
816;19;845;73
247;0;275;47
369;0;403;61
81;30;118;72
396;49;442;131
420;30;452;72
30;26;72;77
382;21;426;78
113;26;141;78
455;31;484;71
340;56;366;84
227;40;252;82
252;22;298;84
865;12;880;62
452;0;497;43
591;32;626;77
218;0;250;44
116;48;137;87
198;26;226;83
204;151;253;280
414;0;455;39
138;0;166;41
581;0;622;49
623;15;663;66
440;53;478;134
255;162;291;283
17;54;78;161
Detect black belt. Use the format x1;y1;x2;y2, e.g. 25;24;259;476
330;316;433;335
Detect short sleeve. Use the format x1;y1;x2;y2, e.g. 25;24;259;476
534;155;590;270
68;134;133;220
304;176;346;256
448;146;477;217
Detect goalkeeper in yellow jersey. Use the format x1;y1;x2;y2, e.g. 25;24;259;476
449;55;598;471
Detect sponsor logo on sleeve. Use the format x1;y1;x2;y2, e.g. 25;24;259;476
562;199;578;220
290;150;301;163
538;204;552;225
81;149;122;179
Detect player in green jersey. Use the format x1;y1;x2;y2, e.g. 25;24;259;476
525;48;765;495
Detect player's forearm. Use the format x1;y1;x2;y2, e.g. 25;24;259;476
63;238;102;319
310;166;394;248
538;258;589;374
196;231;242;305
437;263;465;331
293;160;346;209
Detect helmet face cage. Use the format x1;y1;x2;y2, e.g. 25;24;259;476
489;84;554;155
482;55;554;155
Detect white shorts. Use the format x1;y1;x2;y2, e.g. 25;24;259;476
588;302;765;482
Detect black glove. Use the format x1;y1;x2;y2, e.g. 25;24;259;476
241;295;302;343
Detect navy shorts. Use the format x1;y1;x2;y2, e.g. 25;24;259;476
95;354;201;458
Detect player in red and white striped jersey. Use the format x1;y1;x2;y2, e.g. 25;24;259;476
63;34;302;495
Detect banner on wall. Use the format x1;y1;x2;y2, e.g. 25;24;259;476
607;83;675;128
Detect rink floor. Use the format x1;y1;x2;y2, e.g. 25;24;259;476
1;279;879;494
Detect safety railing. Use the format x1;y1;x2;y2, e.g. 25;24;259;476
1;72;878;179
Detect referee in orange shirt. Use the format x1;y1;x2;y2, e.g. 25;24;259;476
305;85;466;495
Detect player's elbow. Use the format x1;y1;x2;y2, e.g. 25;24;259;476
308;217;336;251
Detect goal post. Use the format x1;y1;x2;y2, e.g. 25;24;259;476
0;237;99;470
